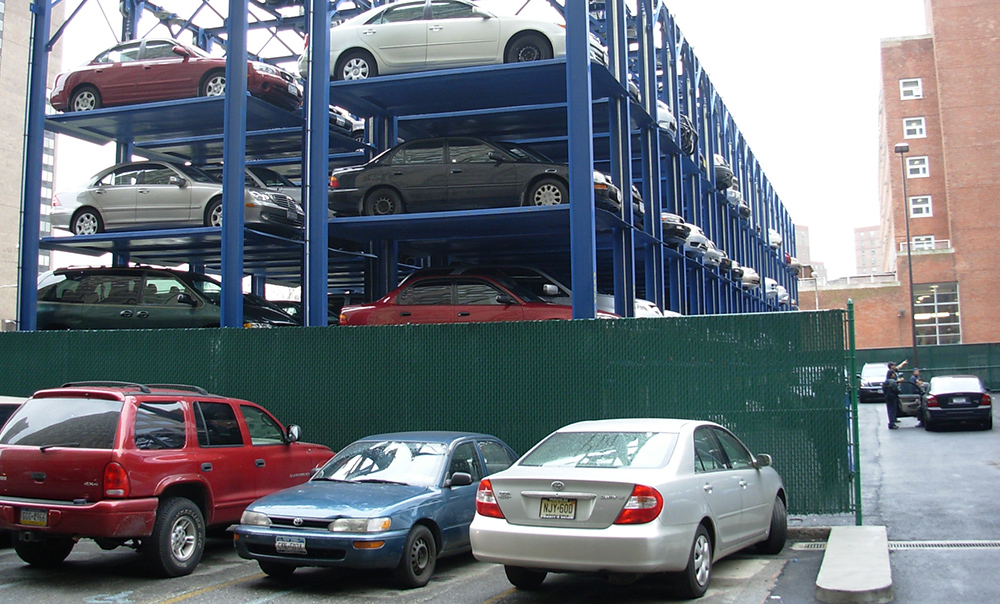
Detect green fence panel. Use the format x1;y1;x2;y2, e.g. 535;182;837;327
0;310;852;515
856;343;1000;390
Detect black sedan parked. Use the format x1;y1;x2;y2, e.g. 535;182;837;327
920;375;992;430
327;137;623;217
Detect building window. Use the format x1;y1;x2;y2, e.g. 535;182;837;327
913;283;960;345
909;195;932;217
903;117;926;138
900;78;923;99
906;156;929;178
911;236;935;251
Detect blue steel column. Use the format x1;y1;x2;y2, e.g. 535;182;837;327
304;0;331;325
18;0;52;331
566;1;596;319
607;0;634;317
221;0;249;327
638;0;663;314
116;0;140;165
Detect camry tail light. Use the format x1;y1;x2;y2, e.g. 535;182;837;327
103;462;130;498
476;479;505;519
926;395;939;407
614;484;663;524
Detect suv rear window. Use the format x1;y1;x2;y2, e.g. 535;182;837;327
0;398;123;449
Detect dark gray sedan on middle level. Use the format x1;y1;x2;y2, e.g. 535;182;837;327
327;137;624;217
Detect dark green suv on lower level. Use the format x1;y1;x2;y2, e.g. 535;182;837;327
37;266;297;329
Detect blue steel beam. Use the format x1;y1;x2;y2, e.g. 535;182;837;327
606;0;635;317
18;0;53;331
221;0;249;327
637;0;663;314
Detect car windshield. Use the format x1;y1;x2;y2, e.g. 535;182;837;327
861;364;888;380
0;398;123;449
492;140;551;163
930;376;982;394
520;431;678;469
313;440;448;487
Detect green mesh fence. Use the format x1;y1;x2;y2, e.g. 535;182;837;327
857;343;1000;390
0;310;852;515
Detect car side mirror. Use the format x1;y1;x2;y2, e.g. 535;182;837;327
472;7;491;18
449;472;472;487
495;294;516;305
286;424;302;443
176;293;199;307
172;45;190;60
169;175;186;187
541;284;559;296
755;453;772;468
488;151;506;163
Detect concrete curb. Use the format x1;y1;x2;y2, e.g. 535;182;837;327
815;526;893;604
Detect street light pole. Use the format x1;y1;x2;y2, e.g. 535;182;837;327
894;142;919;368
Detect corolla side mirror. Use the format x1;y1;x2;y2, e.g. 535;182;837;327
755;453;772;468
542;284;560;296
286;424;302;443
449;472;472;487
176;293;199;307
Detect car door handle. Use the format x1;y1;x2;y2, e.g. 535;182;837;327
451;169;463;174
703;484;713;493
138;188;150;194
201;463;213;472
428;25;443;32
136;311;149;318
362;29;377;36
739;480;748;489
400;312;411;317
255;459;266;468
94;189;105;195
392;171;404;176
119;310;133;317
457;312;470;316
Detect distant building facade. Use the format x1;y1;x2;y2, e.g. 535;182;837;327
854;225;883;275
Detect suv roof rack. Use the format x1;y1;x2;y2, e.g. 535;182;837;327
146;384;209;395
61;381;152;393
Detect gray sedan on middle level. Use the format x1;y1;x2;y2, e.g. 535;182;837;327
51;161;304;236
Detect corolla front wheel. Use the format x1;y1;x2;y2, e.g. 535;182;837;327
393;525;436;588
71;208;105;235
258;559;297;579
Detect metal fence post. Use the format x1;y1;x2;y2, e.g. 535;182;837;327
847;299;862;525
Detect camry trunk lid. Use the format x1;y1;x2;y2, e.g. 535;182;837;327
488;470;638;529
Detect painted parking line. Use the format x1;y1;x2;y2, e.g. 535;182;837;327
140;573;263;604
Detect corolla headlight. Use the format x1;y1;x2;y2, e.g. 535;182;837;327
240;510;271;526
329;517;391;533
252;62;280;77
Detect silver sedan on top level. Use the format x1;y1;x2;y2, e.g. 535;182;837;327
470;418;787;599
50;161;304;236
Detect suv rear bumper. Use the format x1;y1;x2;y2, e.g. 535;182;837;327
0;496;158;538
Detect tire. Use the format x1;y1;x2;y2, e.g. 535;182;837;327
674;525;712;599
983;416;993;430
526;178;568;207
393;525;436;589
505;33;553;63
504;565;547;590
69;85;102;112
200;70;226;97
204;198;223;227
71;208;105;235
335;50;378;81
258;559;297;579
13;537;75;568
362;188;404;216
923;409;934;431
756;496;787;555
142;497;205;578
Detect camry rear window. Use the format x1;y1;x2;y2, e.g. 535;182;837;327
520;431;678;469
0;398;123;449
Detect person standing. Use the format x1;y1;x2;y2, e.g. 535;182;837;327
909;368;925;427
884;360;908;430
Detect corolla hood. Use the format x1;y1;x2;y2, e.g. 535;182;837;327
247;480;435;518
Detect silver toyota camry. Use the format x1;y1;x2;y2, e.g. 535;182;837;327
51;161;304;236
470;418;787;599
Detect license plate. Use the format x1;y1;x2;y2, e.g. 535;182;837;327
20;508;48;527
275;535;307;555
287;82;299;95
952;396;968;404
540;497;576;520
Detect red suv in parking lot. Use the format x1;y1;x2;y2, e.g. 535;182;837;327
0;382;332;576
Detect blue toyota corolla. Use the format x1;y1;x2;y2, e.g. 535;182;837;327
233;431;517;588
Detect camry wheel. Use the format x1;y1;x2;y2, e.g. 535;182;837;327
142;497;205;577
674;525;712;599
393;525;436;588
504;565;547;590
756;496;787;555
69;85;102;112
527;178;567;207
505;33;553;63
362;189;404;216
71;208;104;235
13;537;75;568
201;70;226;97
204;198;223;227
336;50;378;81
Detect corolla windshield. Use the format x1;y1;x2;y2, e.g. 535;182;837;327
314;440;448;487
520;431;678;469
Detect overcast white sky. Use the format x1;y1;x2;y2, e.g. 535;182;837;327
55;0;928;278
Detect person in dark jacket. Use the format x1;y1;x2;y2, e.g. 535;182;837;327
909;368;925;427
884;360;908;429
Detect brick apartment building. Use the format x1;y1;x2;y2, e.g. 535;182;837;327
802;0;999;350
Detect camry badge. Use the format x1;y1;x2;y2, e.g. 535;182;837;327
551;481;565;491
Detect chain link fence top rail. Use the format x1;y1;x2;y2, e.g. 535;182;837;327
0;310;851;514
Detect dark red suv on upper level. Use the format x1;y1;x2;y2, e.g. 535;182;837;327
0;382;332;577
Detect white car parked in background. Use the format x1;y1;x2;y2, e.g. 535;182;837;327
470;418;787;599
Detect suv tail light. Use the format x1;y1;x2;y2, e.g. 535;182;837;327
103;462;130;498
926;395;939;408
614;484;663;524
475;479;505;519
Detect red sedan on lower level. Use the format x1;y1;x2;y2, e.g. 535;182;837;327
339;270;618;325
